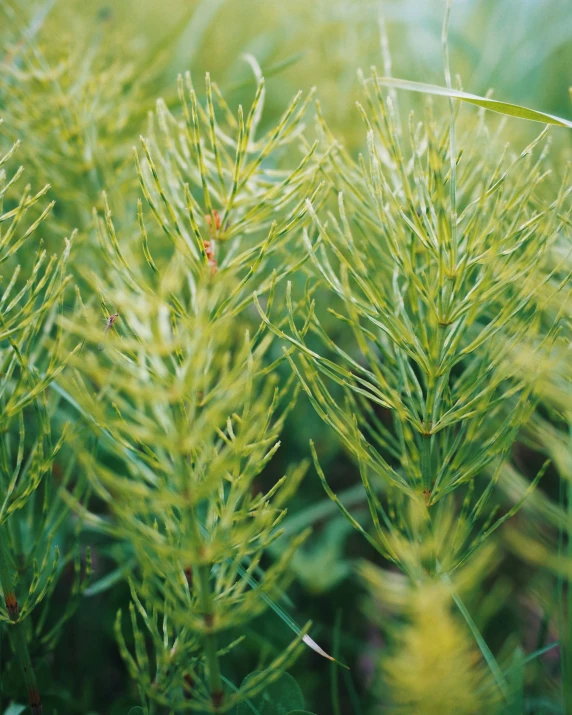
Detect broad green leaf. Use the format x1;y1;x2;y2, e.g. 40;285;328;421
237;672;305;715
273;517;352;593
373;77;572;128
3;705;27;715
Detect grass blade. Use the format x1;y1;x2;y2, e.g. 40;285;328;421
372;77;572;128
448;584;510;702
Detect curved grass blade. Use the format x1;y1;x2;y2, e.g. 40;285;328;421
443;574;510;702
372;77;572;128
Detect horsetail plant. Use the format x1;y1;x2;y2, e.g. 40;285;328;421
359;561;497;713
88;70;326;324
256;71;571;707
57;73;326;712
0;0;180;243
64;281;310;713
0;126;86;713
3;0;572;710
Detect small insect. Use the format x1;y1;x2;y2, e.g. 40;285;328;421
98;312;119;351
105;312;119;332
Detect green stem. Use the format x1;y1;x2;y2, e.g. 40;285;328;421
421;433;432;492
330;610;342;715
197;564;223;710
560;417;572;712
0;523;42;714
422;326;448;495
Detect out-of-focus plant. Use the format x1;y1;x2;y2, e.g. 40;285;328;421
0;0;328;252
0;0;148;239
494;224;572;710
360;554;498;714
0;127;87;713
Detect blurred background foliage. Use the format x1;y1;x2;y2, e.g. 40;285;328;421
0;0;571;713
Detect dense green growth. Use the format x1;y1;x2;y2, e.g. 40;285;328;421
0;1;571;714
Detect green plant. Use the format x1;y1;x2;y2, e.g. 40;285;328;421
68;282;309;713
1;1;571;713
54;73;325;713
0;126;88;714
256;62;571;708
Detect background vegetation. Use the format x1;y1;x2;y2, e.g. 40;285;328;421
0;0;571;713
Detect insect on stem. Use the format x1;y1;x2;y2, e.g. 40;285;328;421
98;312;119;351
104;312;119;332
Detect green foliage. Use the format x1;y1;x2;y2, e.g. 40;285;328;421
257;63;571;711
67;282;311;710
373;76;572;128
0;122;89;713
235;671;306;715
0;1;571;714
51;74;322;712
260;73;569;577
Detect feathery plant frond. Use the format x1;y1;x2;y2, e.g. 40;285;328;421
0;0;148;238
0;124;77;515
64;279;309;712
91;71;324;325
59;73;321;712
258;73;570;579
0;123;76;527
0;124;84;714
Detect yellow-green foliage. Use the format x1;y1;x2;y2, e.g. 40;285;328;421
382;583;491;714
0;1;571;714
260;72;569;578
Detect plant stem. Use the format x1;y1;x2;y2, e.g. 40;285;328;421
558;418;572;712
197;563;223;710
0;523;42;714
330;609;342;715
420;433;432;492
